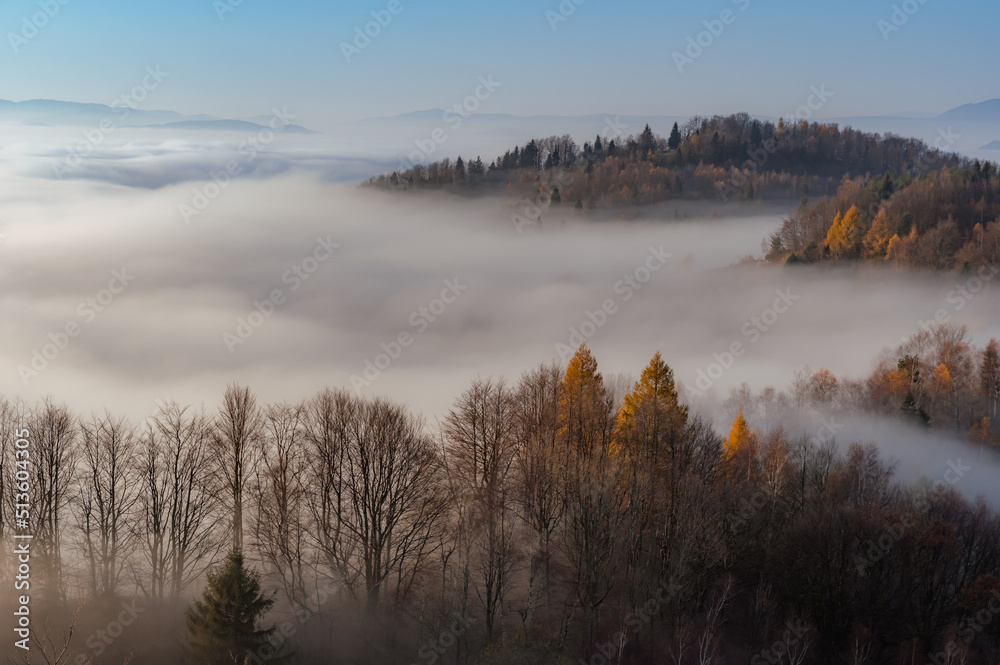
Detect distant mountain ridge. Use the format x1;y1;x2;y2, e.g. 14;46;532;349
0;98;315;133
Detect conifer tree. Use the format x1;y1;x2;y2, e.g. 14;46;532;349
616;352;688;465
825;205;861;257
863;208;894;258
559;344;610;460
186;548;278;665
668;122;682;151
723;408;755;460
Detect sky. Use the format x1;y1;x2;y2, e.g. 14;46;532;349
1;0;997;128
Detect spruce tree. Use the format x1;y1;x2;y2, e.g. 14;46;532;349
668;122;682;150
186;548;278;665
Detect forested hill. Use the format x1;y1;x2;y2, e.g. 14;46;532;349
765;160;1000;271
365;113;969;207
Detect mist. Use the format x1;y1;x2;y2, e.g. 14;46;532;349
2;129;998;434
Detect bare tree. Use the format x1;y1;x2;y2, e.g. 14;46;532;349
76;412;141;598
304;389;359;596
251;402;310;610
442;378;520;644
511;363;564;626
212;384;263;551
31;397;78;605
135;403;218;604
306;392;445;612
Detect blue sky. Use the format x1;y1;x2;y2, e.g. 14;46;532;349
1;0;997;127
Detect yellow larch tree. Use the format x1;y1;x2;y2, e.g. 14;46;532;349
863;208;894;258
559;344;611;460
825;205;861;257
723;408;757;460
615;351;688;462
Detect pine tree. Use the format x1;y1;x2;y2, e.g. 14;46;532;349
668;122;682;151
639;124;656;157
749;121;762;147
454;156;466;182
186;548;278;665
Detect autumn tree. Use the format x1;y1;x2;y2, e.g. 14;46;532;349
558;344;613;461
723;408;757;460
862;208;894;258
825;206;861;258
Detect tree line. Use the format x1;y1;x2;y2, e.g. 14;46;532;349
2;331;1000;664
365;114;972;211
767;162;1000;270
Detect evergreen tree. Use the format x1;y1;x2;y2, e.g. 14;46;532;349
668;122;682;151
521;140;540;170
749;120;762;147
455;156;466;181
639;124;656;157
186;548;278;665
983;339;1000;419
